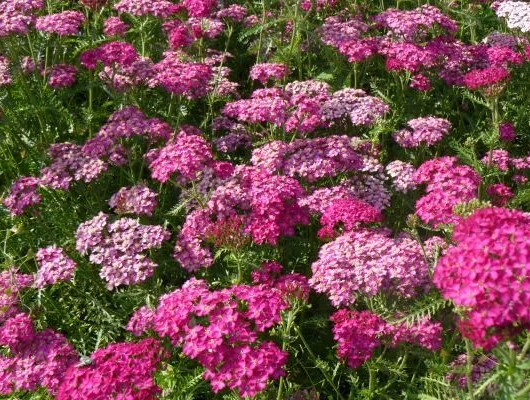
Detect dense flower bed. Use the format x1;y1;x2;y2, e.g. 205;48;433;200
2;0;530;399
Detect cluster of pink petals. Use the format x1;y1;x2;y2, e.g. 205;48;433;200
175;166;309;271
103;16;129;36
321;88;390;126
251;135;363;182
0;313;78;395
0;56;11;86
114;0;180;18
145;127;213;183
374;5;457;40
310;228;429;307
463;65;510;92
487;183;514;206
385;160;417;193
34;246;77;288
393;117;451;148
434;207;530;349
318;198;382;239
46;64;77;89
0;0;43;37
3;177;42;216
75;213;170;289
223;88;289;125
149;278;288;397
414;156;481;226
331;310;441;369
499;121;516;141
216;4;247;21
0;269;33;324
148;51;213;98
80;41;139;70
250;63;290;84
57;338;168;399
446;354;496;388
35;11;85;36
109;185;158;216
251;261;311;302
182;0;218;18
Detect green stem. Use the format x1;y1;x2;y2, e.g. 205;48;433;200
465;339;476;400
295;326;346;400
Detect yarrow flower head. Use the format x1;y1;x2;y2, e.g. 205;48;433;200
393;117;451;148
34;246;77;288
434;207;530;349
331;310;441;369
57;338;168;399
145;127;213;183
75;213;170;289
3;177;42;216
317;198;383;239
35;11;85;36
414;157;481;226
310;228;430;307
386;160;417;193
46;64;77;89
151;278;288;397
174;166;309;272
109;185;158;216
499;121;516;141
0;313;78;395
103;16;129;36
250;63;289;84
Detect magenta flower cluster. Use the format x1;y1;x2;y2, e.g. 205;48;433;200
57;338;168;399
434;207;530;349
414;156;481;226
35;11;85;36
0;313;78;395
175;166;309;271
331;309;441;369
148;278;289;397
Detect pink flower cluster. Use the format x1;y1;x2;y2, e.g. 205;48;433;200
80;41;139;70
434;207;530;349
175;166;309;271
414;157;481;226
182;0;218;18
250;63;289;84
310;228;429;307
251;261;311;302
321;88;390;126
393;117;452;148
34;246;77;289
148;51;213;98
46;64;77;89
103;16;129;37
150;278;288;397
0;269;33;323
0;313;78;395
251;136;363;182
35;11;85;36
146;127;213;183
57;338;168;399
75;213;170;289
0;0;43;37
114;0;180;18
318;198;382;239
331;310;441;369
374;5;457;40
109;185;158;216
385;160;417;193
3;177;41;216
0;56;11;86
